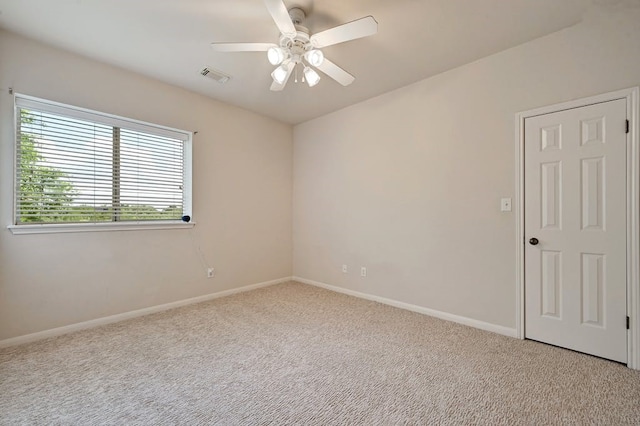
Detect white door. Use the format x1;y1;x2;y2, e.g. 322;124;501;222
524;99;627;363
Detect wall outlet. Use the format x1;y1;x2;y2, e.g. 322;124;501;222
207;268;215;278
501;197;512;212
342;264;348;273
360;267;367;277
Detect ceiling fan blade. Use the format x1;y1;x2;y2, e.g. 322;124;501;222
310;16;378;48
264;0;297;38
270;80;285;91
270;62;295;91
315;59;355;86
210;43;277;52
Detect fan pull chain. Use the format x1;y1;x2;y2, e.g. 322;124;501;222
294;66;298;83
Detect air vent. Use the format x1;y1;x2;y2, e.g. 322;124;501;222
200;67;231;84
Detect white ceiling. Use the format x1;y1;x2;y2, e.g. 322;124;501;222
0;0;590;124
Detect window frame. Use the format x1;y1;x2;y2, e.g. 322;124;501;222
9;93;194;235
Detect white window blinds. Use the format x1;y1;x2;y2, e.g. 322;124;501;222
14;95;191;225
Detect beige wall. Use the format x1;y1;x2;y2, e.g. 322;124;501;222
292;3;640;329
0;31;293;340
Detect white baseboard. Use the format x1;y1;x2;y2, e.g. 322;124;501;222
0;276;293;348
1;276;517;348
293;276;518;338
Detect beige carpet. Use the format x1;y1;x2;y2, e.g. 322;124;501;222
1;282;639;425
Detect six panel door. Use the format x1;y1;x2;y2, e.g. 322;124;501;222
524;99;627;363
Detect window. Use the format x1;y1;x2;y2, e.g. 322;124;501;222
11;94;192;234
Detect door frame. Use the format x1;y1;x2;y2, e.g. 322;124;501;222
515;87;639;369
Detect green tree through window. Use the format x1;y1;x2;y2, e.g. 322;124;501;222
18;110;76;223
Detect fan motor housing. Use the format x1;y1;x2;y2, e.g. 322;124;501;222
276;7;312;53
279;30;310;53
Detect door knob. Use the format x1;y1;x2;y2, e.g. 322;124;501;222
529;237;539;246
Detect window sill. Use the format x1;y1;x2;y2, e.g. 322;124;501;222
7;221;195;235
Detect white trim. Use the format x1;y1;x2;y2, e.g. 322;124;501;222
8;221;195;235
12;96;18;227
0;276;292;348
515;109;526;340
515;87;640;370
293;277;518;338
627;88;640;370
182;136;193;218
515;88;636;120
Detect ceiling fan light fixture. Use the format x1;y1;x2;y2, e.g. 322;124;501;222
304;49;324;67
272;63;290;84
304;66;320;87
210;0;377;91
267;47;286;65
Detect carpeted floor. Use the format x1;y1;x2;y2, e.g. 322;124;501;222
1;281;639;425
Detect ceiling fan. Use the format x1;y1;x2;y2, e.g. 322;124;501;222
210;0;377;91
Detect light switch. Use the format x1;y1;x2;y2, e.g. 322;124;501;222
501;198;512;212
